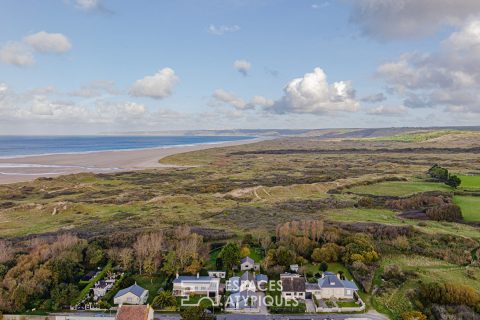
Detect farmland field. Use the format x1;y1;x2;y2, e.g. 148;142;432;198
454;195;480;221
346;181;452;197
458;175;480;189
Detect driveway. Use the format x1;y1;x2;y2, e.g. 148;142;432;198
304;298;316;313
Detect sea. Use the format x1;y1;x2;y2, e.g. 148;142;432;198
0;135;253;158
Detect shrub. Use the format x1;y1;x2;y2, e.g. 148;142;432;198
425;204;463;221
401;311;427;320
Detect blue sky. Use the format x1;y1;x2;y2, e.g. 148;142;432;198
1;0;480;134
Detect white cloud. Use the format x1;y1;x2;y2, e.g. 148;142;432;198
233;59;251;76
312;2;329;9
0;83;8;94
24;31;72;54
0;42;35;66
129;68;179;99
361;92;386;103
71;80;119;97
72;0;112;12
366;105;407;116
346;0;480;40
212;89;273;111
376;20;480;113
75;0;100;10
208;24;240;36
267;67;358;114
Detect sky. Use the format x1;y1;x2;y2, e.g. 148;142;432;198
1;0;480;134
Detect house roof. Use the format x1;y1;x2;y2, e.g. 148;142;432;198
305;282;320;291
318;272;358;290
281;276;306;293
240;271;255;282
116;305;151;320
241;256;254;264
255;274;268;283
114;283;147;299
173;275;214;283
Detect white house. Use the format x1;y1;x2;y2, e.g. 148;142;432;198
280;273;306;301
92;280;114;301
305;272;359;300
240;256;260;271
113;283;148;305
172;273;221;305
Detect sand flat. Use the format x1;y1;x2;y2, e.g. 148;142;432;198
0;139;258;184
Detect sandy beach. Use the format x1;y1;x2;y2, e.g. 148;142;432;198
0;139;259;184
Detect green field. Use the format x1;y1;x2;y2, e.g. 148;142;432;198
454;196;480;221
373;254;480;318
347;181;452;197
367;130;461;142
459;175;480;189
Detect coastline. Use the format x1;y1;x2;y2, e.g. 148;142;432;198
0;138;261;185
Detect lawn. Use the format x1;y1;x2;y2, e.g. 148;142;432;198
337;300;359;308
346;181;452;197
204;247;222;270
303;262;354;280
458;175;480;190
454;196;480;221
131;274;167;303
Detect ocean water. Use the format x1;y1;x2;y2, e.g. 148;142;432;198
0;135;253;158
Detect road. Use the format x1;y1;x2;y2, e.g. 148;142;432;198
155;311;389;320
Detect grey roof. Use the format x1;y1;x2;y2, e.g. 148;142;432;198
281;276;306;293
305;282;320;291
241;256;254;264
318;272;358;290
240;271;255;282
255;274;268;282
114;283;147;299
173;275;213;283
343;280;359;290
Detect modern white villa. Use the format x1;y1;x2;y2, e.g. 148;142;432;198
172;273;221;305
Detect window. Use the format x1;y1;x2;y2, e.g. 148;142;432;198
346;290;351;295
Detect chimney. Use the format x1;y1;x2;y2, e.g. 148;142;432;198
337;274;341;279
197;273;200;279
176;273;179;279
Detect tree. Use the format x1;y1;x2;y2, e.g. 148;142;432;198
215;257;223;271
260;235;272;254
85;244;104;269
118;248;133;271
320;262;328;272
180;306;214;320
275;246;296;267
311;243;342;263
428;164;449;181
152;291;177;309
446;175;461;188
240;246;251;258
219;243;240;271
401;311;427;320
50;283;79;311
133;232;165;274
